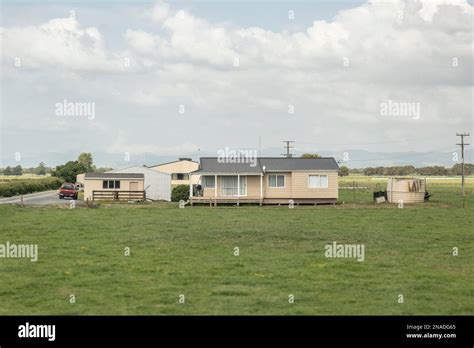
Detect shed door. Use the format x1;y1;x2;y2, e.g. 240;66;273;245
129;182;139;191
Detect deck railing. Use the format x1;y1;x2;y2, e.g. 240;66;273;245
92;190;146;201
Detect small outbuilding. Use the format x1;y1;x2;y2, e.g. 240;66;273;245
84;173;145;201
109;165;171;201
387;178;426;203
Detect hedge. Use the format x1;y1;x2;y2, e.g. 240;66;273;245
171;185;189;202
0;177;63;198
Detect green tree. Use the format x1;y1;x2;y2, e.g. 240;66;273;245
301;153;321;158
52;161;87;183
78;153;95;172
363;167;375;176
3;166;12;175
339;166;349;177
12;165;23;176
35;162;47;175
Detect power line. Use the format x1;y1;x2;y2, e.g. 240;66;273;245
456;133;470;198
281;140;294;158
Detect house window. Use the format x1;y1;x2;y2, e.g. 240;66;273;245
172;173;189;180
221;176;246;196
202;176;215;188
268;174;285;188
102;180;120;189
308;175;328;188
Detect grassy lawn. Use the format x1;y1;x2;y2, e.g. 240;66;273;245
0;180;472;315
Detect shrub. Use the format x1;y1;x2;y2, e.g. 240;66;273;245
0;177;63;197
171;185;189;202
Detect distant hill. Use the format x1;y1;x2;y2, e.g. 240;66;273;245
1;148;472;169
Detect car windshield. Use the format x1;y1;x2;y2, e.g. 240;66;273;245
62;184;75;189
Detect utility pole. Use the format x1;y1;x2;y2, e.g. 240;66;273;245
456;133;470;198
281;140;294;158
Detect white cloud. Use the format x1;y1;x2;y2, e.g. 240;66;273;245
1;17;124;72
125;29;159;53
149;1;171;24
1;0;472;164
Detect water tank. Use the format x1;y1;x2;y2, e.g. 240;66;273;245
387;178;426;203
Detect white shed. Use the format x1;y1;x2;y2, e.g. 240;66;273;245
109;165;171;201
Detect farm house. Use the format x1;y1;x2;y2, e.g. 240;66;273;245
149;158;199;188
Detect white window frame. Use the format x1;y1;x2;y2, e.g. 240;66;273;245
202;176;215;188
103;180;120;189
268;174;285;188
308;174;329;189
221;176;247;196
172;173;189;180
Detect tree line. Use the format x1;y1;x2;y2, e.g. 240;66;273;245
345;163;474;176
0;153;112;182
301;153;473;177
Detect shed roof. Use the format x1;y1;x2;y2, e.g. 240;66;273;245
84;173;145;179
149;158;199;168
108;165;169;176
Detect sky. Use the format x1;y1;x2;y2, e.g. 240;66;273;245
0;0;473;167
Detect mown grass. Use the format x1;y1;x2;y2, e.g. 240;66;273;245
0;180;472;315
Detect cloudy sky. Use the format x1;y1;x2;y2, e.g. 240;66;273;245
0;0;473;167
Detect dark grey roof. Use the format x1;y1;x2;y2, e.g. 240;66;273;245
260;157;340;171
194;157;262;174
193;157;339;174
85;173;144;179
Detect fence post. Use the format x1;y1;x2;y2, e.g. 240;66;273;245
353;181;356;203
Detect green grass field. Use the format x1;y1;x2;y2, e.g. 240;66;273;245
0;174;51;183
0;178;472;315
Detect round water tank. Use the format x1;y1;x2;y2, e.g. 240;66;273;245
387;178;426;203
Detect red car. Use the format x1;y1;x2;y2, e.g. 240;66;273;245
58;183;78;200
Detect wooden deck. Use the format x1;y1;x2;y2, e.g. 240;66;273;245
190;196;337;206
190;196;263;206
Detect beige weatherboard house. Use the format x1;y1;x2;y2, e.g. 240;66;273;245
149;158;199;187
189;157;340;205
83;173;145;201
